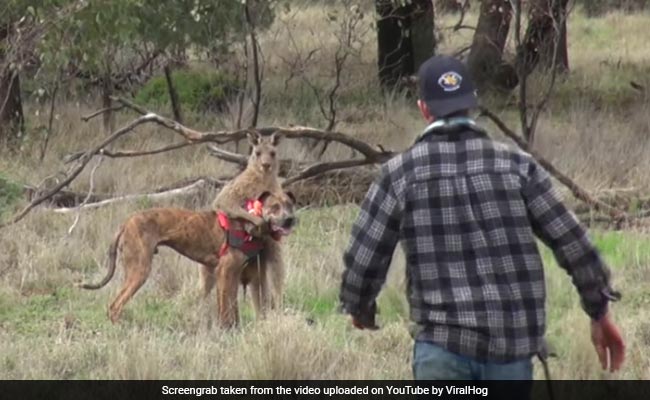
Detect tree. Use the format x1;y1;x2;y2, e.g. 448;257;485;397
467;0;516;91
516;0;569;75
376;0;435;88
0;13;27;147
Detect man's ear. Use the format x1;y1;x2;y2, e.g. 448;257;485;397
257;191;272;203
285;191;296;204
247;130;260;147
417;99;435;123
270;131;282;146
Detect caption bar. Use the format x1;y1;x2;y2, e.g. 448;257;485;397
161;384;489;397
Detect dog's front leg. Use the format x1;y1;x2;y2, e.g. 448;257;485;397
216;252;246;329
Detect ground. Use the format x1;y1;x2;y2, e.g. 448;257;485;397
0;4;649;380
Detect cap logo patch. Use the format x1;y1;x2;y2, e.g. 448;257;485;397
438;71;462;92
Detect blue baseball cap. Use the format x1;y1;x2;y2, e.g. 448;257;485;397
417;55;478;118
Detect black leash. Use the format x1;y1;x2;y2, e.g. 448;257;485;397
537;345;556;400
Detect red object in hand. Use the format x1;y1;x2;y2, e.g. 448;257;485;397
591;311;625;372
246;199;264;217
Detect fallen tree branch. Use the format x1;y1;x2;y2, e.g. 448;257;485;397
0;113;168;228
52;178;220;213
81;105;126;122
112;96;395;160
283;158;376;187
64;141;201;163
67;156;103;234
206;144;302;176
479;107;628;222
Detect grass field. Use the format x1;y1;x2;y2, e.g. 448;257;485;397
1;3;650;380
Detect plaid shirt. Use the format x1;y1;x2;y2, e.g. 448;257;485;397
340;125;619;362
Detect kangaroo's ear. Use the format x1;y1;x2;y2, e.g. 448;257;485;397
285;191;296;204
247;130;260;147
257;191;273;203
270;131;282;146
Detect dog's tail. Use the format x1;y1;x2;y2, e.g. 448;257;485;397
78;225;124;290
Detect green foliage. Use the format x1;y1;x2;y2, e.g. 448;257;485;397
134;69;238;112
6;0;275;82
0;173;22;219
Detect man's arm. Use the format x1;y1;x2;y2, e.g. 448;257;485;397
522;161;619;319
522;160;624;371
340;168;403;328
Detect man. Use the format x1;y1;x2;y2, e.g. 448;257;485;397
339;55;625;383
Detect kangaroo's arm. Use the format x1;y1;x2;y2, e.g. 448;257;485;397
213;185;265;226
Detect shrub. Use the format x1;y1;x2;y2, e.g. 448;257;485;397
135;69;238;113
0;174;22;219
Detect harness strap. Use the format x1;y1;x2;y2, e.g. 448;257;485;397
216;203;279;259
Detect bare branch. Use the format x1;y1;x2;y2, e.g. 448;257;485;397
479;107;628;222
111;96;396;160
67;156;104;234
206;145;248;167
53;179;217;213
0;113;165;228
283;158;376;187
81;106;126;123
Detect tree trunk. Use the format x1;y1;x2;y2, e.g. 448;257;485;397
164;64;184;124
467;0;516;91
376;0;435;89
101;70;115;134
411;0;436;72
517;0;569;75
0;25;25;148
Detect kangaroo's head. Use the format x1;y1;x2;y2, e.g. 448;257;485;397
247;131;280;175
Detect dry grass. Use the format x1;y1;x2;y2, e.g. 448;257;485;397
1;4;650;380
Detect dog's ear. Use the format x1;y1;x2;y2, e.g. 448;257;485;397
247;130;261;147
257;191;273;203
285;191;296;204
270;131;282;146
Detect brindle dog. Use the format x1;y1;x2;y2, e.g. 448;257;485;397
80;190;297;328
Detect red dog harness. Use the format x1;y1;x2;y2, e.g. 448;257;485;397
217;199;280;259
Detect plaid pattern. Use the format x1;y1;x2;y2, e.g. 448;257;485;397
340;127;618;362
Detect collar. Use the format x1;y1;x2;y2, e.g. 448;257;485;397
415;117;488;144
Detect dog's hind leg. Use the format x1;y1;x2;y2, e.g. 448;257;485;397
108;236;154;323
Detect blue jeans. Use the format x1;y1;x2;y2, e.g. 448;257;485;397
412;340;533;399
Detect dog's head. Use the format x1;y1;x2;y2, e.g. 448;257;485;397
247;130;280;174
257;190;297;236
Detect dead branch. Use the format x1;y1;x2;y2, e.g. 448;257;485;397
1;96;396;229
206;145;248;167
112;96;395;160
282;158;377;187
479;107;628;222
67;157;104;234
64;141;201;164
0;113;169;228
81;105;126;122
52;179;216;213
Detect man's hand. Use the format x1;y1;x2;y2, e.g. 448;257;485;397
591;311;625;372
351;315;379;330
349;302;380;330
